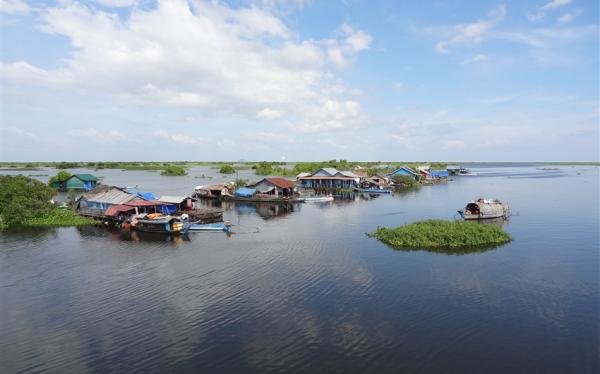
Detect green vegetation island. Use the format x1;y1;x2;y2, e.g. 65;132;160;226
0;175;98;230
161;165;188;176
369;220;512;250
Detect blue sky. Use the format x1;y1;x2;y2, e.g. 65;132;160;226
1;0;598;161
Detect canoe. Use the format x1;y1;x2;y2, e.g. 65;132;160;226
188;222;230;232
353;188;392;194
303;196;334;202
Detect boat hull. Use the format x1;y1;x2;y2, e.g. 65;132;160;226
188;223;230;232
303;197;334;202
463;213;505;220
353;188;392;194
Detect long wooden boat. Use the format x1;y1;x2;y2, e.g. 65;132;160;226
459;198;508;220
188;222;230;232
353;188;392;194
132;215;186;234
303;196;334;202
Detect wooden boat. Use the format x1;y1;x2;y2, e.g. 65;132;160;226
459;198;508;220
353;188;392;194
132;214;186;234
188;222;230;232
303;195;334;202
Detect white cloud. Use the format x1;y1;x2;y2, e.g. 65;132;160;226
461;53;489;64
340;23;372;51
257;107;283;120
71;128;126;142
291;99;362;133
2;126;39;141
154;130;206;146
0;0;30;14
436;4;506;54
442;140;466;150
94;0;137;7
2;0;371;133
527;0;572;22
394;82;404;92
244;132;294;144
325;23;373;68
557;9;582;24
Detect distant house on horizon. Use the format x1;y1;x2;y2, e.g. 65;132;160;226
52;173;98;191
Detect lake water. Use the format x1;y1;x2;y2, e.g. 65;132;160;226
1;165;598;373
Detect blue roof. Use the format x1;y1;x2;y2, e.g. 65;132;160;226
124;187;157;201
388;167;418;176
235;187;256;197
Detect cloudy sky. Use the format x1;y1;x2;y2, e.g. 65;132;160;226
1;0;598;161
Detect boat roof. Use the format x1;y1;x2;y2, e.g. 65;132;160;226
158;195;189;204
81;187;137;205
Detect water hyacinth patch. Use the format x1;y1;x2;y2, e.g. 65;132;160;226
368;219;511;250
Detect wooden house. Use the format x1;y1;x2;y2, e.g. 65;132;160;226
387;167;420;180
76;185;138;217
298;168;360;189
248;177;296;197
65;174;98;191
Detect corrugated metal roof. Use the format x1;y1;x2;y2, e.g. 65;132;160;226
336;170;360;178
265;177;295;189
296;172;311;178
158;196;189;204
299;176;355;180
320;168;339;176
73;174;98;181
105;204;134;217
82;187;136;205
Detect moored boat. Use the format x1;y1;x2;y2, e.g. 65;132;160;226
132;214;187;234
188;222;231;232
459;198;509;220
353;188;392;194
303;195;334;202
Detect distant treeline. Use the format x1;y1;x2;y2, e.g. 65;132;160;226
3;161;595;173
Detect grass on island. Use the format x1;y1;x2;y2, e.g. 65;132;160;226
368;220;511;250
219;164;236;174
161;165;188;176
0;175;99;230
22;208;100;228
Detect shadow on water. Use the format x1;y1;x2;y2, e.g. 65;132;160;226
76;225;193;243
379;241;507;255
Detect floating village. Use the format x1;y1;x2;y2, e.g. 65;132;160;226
49;164;508;235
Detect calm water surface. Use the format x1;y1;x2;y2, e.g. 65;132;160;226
1;165;598;373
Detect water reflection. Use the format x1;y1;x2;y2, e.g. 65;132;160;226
0;165;598;374
78;225;193;243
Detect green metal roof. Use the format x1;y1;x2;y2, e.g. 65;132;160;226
73;174;98;181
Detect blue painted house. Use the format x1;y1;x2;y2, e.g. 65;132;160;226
387;167;420;179
298;168;360;189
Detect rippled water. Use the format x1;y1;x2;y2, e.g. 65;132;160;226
1;165;598;373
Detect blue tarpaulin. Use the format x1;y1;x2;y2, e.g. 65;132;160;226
124;188;157;201
235;188;256;197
